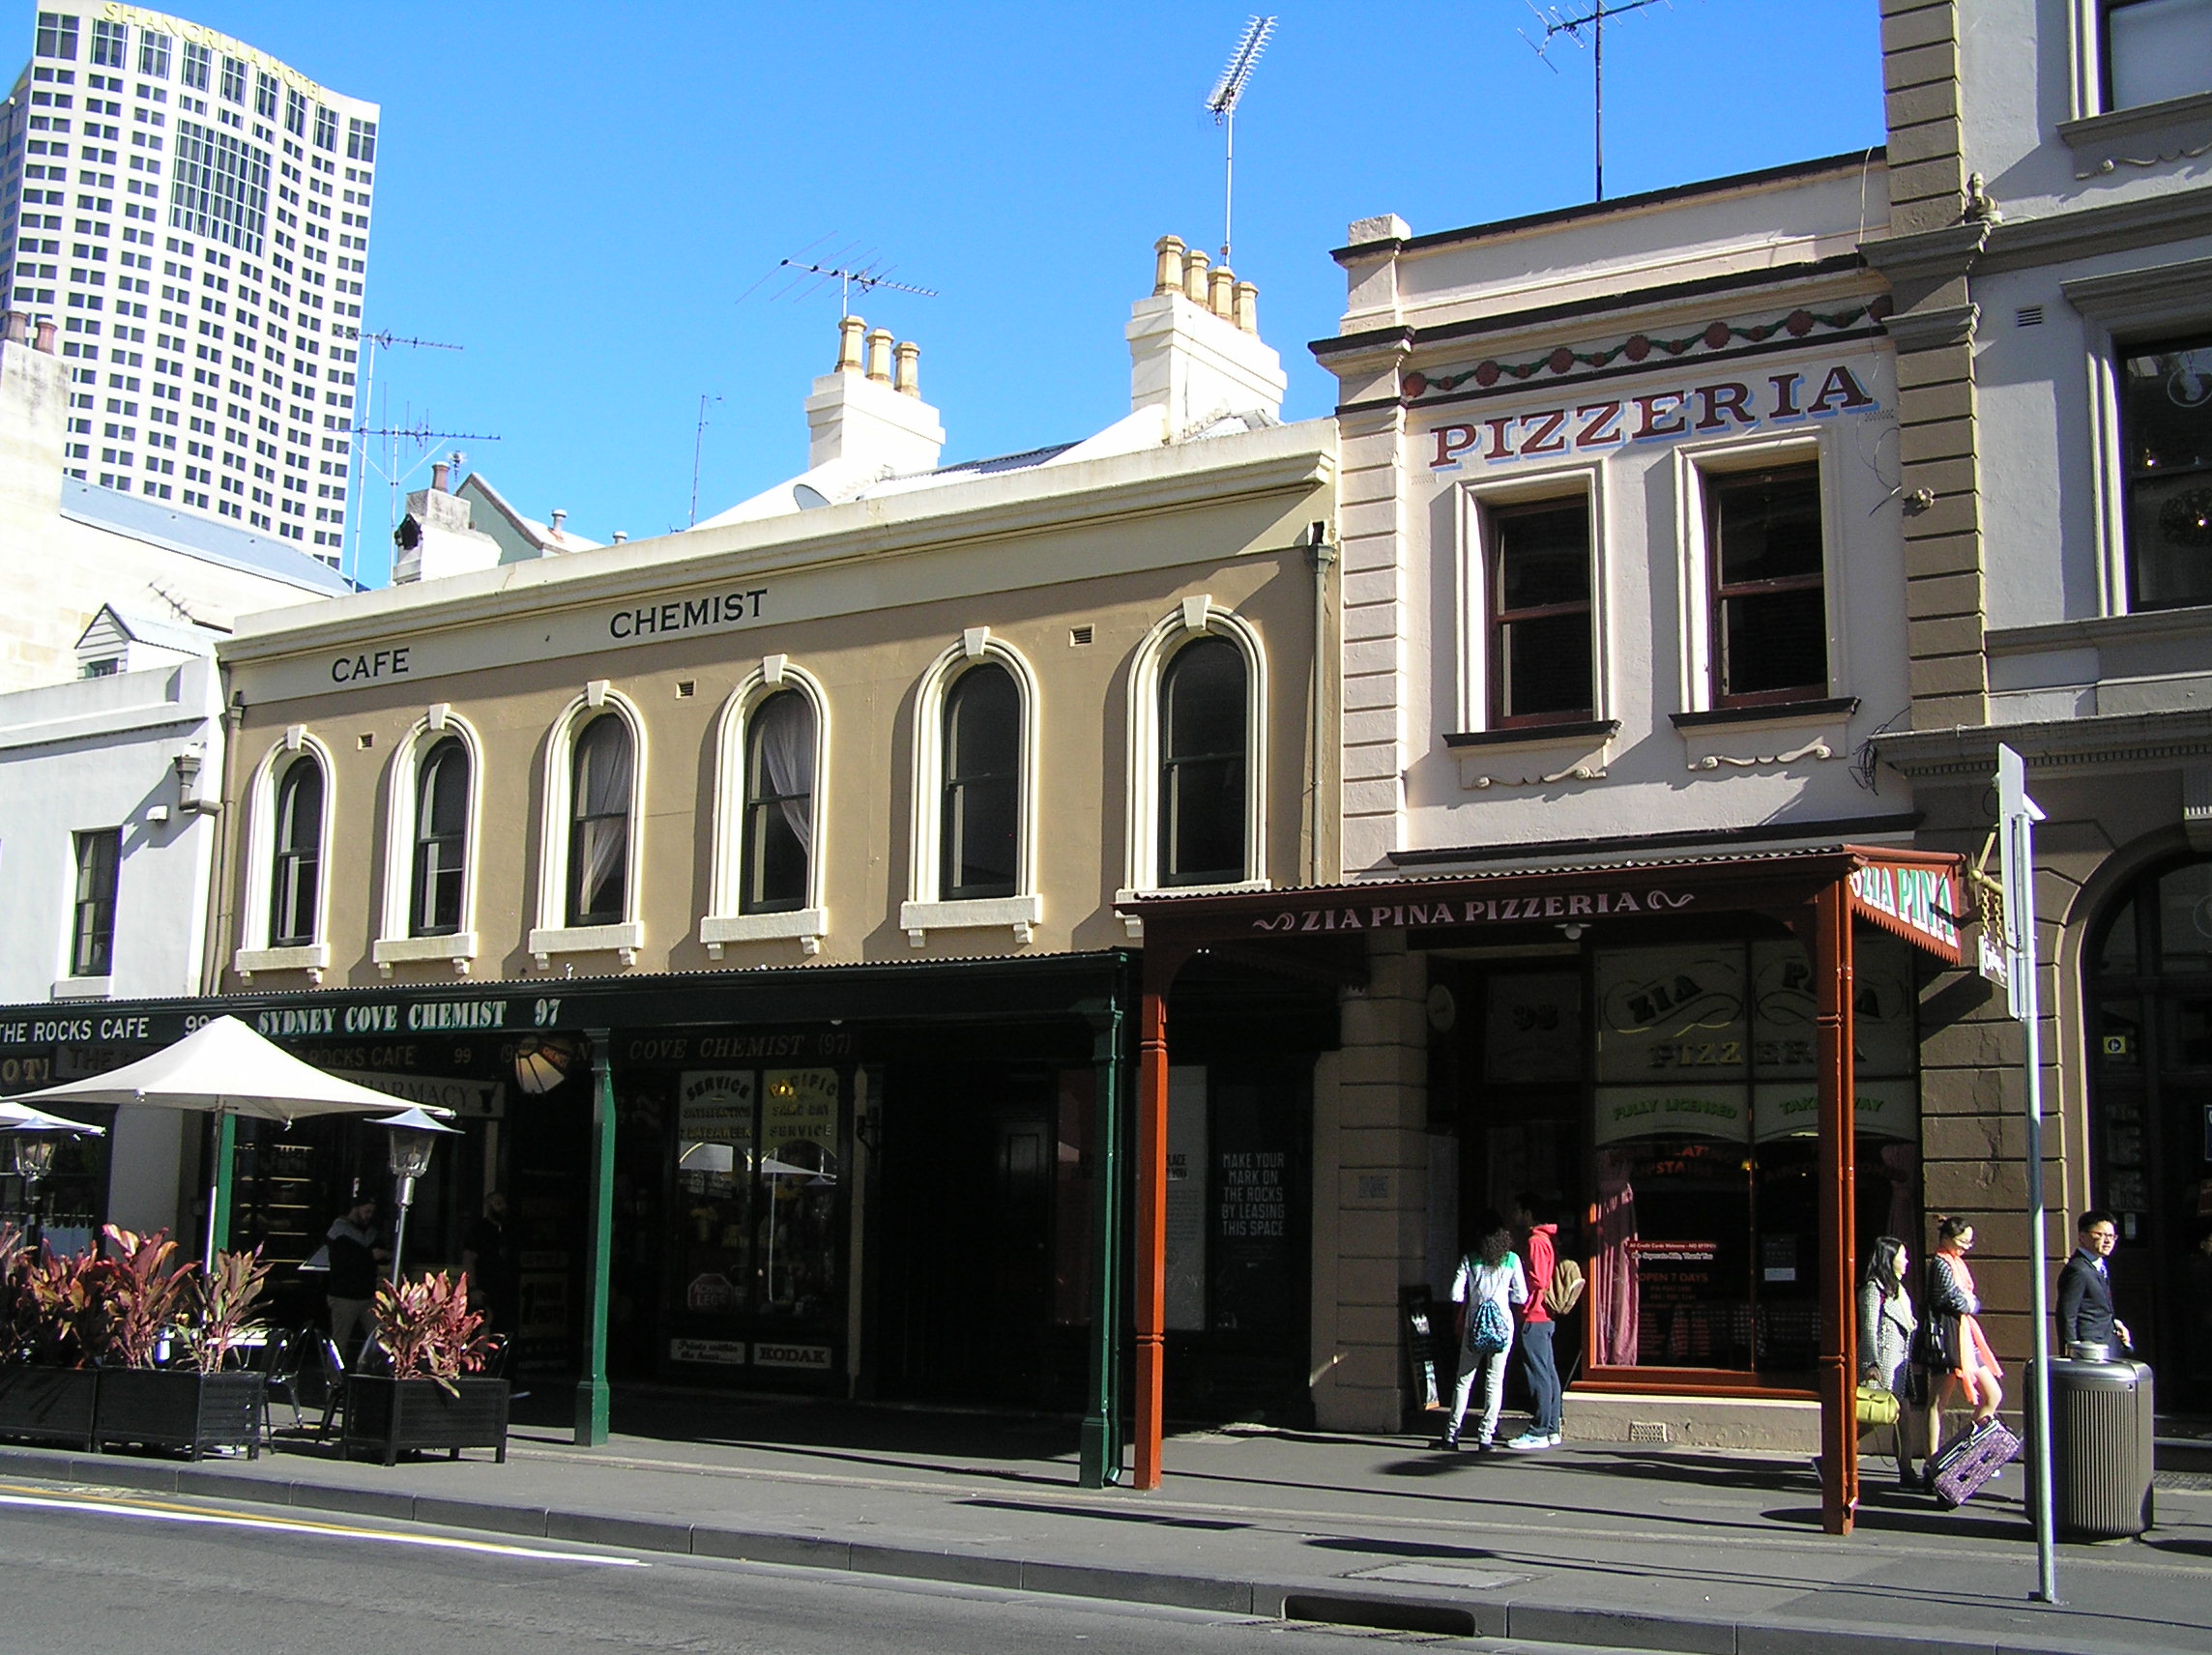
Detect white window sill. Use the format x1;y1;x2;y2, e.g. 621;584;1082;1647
899;893;1042;947
371;932;480;975
50;975;113;1002
701;909;828;958
235;943;331;983
527;920;644;969
1113;879;1271;939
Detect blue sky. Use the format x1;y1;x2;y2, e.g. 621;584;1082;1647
176;2;1882;584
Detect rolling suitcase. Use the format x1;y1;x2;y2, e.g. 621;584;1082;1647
1930;1420;2020;1509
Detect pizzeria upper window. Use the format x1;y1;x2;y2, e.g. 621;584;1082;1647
2121;331;2212;612
2100;0;2212;112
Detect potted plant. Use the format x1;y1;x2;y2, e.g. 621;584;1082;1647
0;1223;107;1449
343;1270;508;1466
93;1229;270;1461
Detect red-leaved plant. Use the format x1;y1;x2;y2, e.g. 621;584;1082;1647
182;1246;271;1376
16;1242;121;1367
102;1225;194;1369
374;1270;498;1396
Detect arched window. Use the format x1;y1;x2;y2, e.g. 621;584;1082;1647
742;689;815;914
409;737;470;937
270;756;324;946
1158;637;1248;886
941;663;1020;902
568;714;632;927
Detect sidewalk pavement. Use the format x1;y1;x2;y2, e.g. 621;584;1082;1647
5;1391;2210;1655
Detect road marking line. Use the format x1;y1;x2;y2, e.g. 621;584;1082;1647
0;1489;646;1566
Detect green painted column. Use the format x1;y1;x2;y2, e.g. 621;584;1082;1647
575;1030;616;1445
1078;983;1127;1489
204;1112;238;1265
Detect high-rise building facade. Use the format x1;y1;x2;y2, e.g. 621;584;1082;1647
2;5;378;565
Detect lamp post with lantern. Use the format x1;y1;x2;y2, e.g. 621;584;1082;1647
375;1106;459;1283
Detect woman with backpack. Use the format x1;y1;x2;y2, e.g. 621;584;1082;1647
1438;1216;1529;1452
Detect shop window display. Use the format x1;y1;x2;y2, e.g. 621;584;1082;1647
1587;933;1918;1379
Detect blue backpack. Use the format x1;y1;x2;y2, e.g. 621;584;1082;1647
1470;1295;1512;1353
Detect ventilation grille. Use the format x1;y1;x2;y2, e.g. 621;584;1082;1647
1628;1420;1672;1444
1069;625;1094;647
2016;305;2046;328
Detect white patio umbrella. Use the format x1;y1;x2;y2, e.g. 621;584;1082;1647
0;1099;105;1135
7;1015;451;1263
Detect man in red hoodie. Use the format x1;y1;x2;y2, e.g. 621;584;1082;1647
1505;1193;1563;1449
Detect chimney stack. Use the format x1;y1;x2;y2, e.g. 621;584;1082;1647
1126;232;1286;427
430;460;451;493
803;313;945;475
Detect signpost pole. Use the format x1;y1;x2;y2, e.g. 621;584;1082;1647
1998;745;2059;1604
1814;881;1858;1534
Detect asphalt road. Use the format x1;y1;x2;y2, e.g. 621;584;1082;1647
0;1479;1616;1655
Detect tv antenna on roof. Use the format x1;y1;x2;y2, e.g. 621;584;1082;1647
1521;0;1671;203
1206;15;1276;265
768;251;937;318
335;326;468;584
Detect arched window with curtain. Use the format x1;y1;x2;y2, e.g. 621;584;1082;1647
409;736;470;937
1158;636;1248;886
742;689;815;914
568;713;632;926
940;663;1020;901
270;755;324;945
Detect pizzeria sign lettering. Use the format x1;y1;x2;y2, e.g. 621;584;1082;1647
1252;888;1697;935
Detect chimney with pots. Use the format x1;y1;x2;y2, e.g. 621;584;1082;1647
392;464;500;584
803;313;945;475
1;307;68;520
1127;235;1286;428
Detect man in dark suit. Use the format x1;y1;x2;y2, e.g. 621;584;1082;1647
2056;1209;2132;1354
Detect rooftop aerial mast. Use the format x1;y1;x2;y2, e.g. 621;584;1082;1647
1205;15;1276;266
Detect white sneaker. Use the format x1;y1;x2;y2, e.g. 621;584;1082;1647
1505;1430;1555;1450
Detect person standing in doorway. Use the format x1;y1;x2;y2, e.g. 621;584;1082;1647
323;1194;387;1364
461;1190;516;1334
2056;1209;2132;1356
1504;1193;1563;1450
1438;1216;1528;1453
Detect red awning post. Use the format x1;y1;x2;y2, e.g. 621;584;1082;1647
1132;934;1194;1491
1814;882;1858;1534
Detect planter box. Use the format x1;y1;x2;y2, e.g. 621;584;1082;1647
0;1366;99;1449
342;1375;509;1465
95;1369;264;1460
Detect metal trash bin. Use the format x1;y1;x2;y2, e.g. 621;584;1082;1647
2045;1356;2155;1539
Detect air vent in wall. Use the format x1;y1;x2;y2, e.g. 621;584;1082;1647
2016;305;2046;328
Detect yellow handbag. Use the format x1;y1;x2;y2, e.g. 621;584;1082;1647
1855;1382;1901;1428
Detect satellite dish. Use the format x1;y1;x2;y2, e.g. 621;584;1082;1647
792;483;832;510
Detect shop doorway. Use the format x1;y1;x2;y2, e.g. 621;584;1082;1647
2087;855;2212;1411
868;1063;1086;1408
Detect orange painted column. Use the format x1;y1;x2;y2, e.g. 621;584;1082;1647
1815;883;1858;1535
1132;964;1172;1490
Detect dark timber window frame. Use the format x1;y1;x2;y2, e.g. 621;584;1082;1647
1157;635;1249;886
71;828;121;977
2118;327;2212;614
269;755;324;947
939;663;1021;903
742;688;814;915
1485;494;1596;730
409;736;469;938
567;713;633;928
1706;461;1831;710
